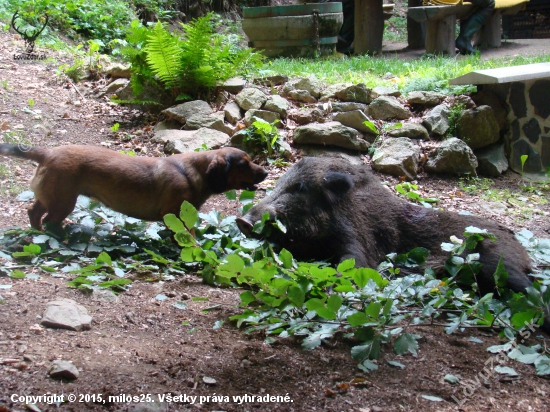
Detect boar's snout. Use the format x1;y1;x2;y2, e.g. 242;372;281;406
237;216;254;237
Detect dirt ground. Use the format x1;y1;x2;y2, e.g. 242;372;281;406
1;26;550;412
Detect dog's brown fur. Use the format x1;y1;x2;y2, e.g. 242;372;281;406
0;144;267;229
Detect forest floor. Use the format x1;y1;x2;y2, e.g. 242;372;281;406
1;25;550;412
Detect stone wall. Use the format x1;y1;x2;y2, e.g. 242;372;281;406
480;79;550;173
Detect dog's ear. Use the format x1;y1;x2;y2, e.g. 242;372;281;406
206;154;231;193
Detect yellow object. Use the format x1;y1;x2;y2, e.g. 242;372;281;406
421;0;528;7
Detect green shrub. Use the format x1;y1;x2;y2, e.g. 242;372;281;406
1;0;135;48
120;13;264;105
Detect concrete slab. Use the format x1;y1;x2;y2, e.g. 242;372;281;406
450;62;550;85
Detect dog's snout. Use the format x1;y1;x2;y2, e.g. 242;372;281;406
256;168;268;183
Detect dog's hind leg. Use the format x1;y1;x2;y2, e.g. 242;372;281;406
28;201;47;230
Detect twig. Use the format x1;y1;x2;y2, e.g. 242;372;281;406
68;78;86;101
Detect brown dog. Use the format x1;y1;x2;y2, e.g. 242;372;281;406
0;144;267;229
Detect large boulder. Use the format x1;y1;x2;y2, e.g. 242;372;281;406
293;121;369;151
162;100;212;124
235;88;267;111
333;110;378;140
475;143;509;177
371;137;420;180
367;96;411;120
457;105;500;150
425;137;478;175
423;104;450;136
387;123;430;140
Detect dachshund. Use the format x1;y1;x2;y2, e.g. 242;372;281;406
0;144;267;230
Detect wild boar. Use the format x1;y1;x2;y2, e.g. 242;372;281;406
237;157;540;310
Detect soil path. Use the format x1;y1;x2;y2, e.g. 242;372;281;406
1;28;550;412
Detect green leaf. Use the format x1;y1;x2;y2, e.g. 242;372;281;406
444;374;459;384
387;360;405;369
347;311;369;327
180;201;198;229
394;333;419;355
239;291;255;306
535;357;550;375
510;310;538;329
174;231;195;247
353;268;388;289
95;251;112;266
357;359;378;372
10;270;26;279
421;395;444;402
351;338;381;361
337;259;355;273
494;366;518;376
493;257;508;289
365;301;382;319
315;307;336;320
305;298;325;312
225;190;237;200
362;120;379;134
288;285;305;307
327;294;343;314
164;213;185;233
279;249;294;269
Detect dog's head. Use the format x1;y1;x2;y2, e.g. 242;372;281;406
206;148;268;194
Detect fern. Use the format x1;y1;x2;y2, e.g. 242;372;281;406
144;22;182;90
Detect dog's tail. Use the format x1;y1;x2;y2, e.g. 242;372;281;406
0;144;46;163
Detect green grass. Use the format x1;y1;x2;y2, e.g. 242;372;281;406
262;54;550;93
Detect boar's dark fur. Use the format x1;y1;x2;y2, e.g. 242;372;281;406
238;157;547;328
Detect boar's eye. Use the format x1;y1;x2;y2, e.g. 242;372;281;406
322;172;354;195
286;182;306;194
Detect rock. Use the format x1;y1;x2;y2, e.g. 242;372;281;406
220;77;246;94
128;401;168;412
99;78;128;97
457;105;500;150
263;95;289;118
334;83;373;104
454;95;476;109
479;201;508;215
475;143;509;177
425;137;478;175
371;86;401;98
298;145;365;166
224;101;243;125
387;123;430;140
333;110;378;141
41;299;92;331
472;90;509;132
371;137;420;180
235;88;267;111
281;77;324;99
406;91;446;106
319;83;353;101
423;104;451;136
153;128;229;154
49;360;79;380
92;289;120;303
244;109;281;126
293;121;369;151
105;63;132;79
153;120;180;132
184;114;233;135
253;74;288;86
288;108;324;125
331;102;368;113
287;89;317;103
367;96;411;120
162;101;212;124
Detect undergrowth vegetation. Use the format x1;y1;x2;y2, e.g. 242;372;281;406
2;196;550;375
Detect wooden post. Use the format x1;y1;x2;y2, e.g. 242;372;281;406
482;10;502;47
407;0;425;49
354;0;384;55
425;14;457;55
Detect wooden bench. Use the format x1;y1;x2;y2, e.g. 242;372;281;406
407;1;528;55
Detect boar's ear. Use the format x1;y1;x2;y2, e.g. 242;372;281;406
322;172;354;198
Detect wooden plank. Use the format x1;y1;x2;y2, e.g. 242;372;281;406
482;10;502;47
354;0;384;55
408;4;475;23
